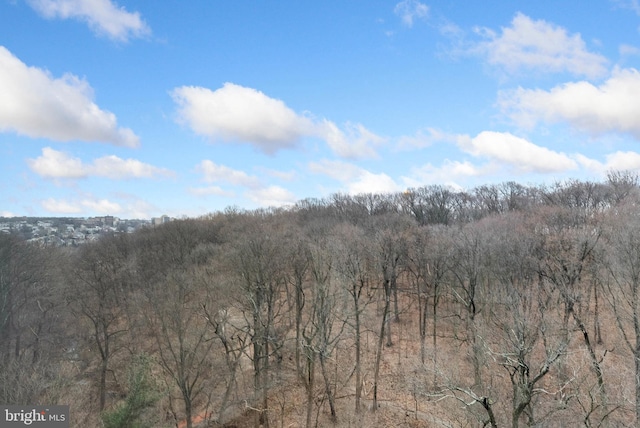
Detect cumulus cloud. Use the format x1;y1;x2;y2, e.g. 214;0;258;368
321;120;386;159
172;83;383;158
499;68;640;139
577;151;640;174
473;13;608;79
458;131;577;173
394;0;429;27
0;47;139;146
309;159;401;195
173;83;314;154
406;160;492;189
28;147;173;179
246;186;297;207
194;160;296;207
27;0;150;42
195;160;261;188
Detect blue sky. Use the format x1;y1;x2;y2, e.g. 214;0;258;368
2;0;640;218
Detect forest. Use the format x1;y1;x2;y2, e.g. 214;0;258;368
4;172;640;427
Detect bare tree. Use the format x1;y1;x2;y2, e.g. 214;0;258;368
534;205;610;425
0;235;65;405
69;234;133;411
485;213;568;427
369;215;410;410
449;221;490;387
136;220;215;428
603;199;640;424
406;224;452;368
331;223;375;413
229;219;288;428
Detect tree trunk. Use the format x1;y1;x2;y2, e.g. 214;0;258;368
636;340;640;425
432;289;438;385
99;357;107;412
184;392;193;428
319;352;337;422
373;292;390;411
305;354;315;428
393;279;400;322
354;296;362;413
295;279;304;380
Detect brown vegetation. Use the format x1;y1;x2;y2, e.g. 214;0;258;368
4;174;640;427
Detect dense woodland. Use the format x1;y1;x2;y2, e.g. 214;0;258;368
6;173;640;427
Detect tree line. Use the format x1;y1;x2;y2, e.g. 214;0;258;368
2;172;640;427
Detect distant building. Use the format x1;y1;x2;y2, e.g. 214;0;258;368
151;215;173;226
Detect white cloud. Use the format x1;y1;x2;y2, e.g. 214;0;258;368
604;151;640;170
172;82;384;158
194;160;296;207
196;160;261;188
81;198;121;213
41;197;83;214
41;193;157;217
577;151;640;174
91;155;174;179
27;147;173;179
499;67;640;139
27;0;150;42
28;147;85;179
613;0;640;16
259;168;296;181
473;13;608;78
406;160;492;189
620;44;640;57
458;131;577;173
246;186;297;207
308;159;401;195
173;83;314;154
188;186;233;197
0;211;16;217
0;46;139;146
321;120;385;159
394;0;429;28
396;127;457;150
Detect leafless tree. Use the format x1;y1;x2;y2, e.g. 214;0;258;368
69;234;133;412
136;220;216;428
603;199;640;424
534;205;611;425
0;235;65;405
406;224;452;375
331;223;375;413
230;219;288;428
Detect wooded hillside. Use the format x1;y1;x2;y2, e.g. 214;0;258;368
3;172;640;427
